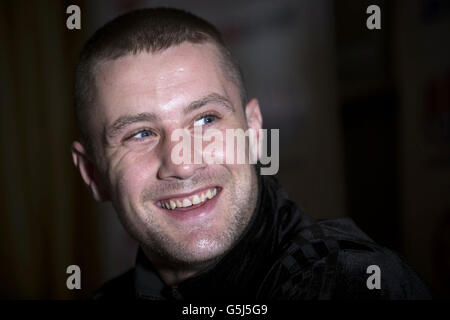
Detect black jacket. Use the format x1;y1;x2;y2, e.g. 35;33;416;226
93;175;432;300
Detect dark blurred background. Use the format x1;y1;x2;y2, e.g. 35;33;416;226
1;0;449;299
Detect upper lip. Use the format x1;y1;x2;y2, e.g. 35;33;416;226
155;185;220;203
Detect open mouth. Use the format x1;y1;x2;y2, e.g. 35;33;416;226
156;187;221;211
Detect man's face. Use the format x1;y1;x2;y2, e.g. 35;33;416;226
77;42;262;267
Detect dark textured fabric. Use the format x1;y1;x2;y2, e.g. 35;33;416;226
92;175;433;300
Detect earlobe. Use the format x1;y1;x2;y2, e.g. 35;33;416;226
71;141;109;202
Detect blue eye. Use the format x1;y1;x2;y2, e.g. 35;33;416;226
132;130;154;139
194;115;217;126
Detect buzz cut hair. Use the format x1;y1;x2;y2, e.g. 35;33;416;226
74;7;247;152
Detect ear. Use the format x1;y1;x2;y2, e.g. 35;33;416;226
71;141;110;202
245;98;263;161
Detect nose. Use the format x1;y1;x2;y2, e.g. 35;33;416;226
156;132;206;180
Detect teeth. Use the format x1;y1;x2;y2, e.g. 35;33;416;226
160;188;218;210
192;195;201;205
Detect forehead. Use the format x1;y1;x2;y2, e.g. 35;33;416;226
93;42;234;120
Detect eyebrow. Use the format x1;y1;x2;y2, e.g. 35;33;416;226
106;112;160;139
106;93;235;139
184;93;235;115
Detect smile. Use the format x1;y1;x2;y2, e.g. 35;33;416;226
157;187;220;210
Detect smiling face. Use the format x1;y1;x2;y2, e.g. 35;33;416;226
72;42;262;272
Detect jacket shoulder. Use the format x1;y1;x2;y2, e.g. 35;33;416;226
333;243;432;299
91;268;135;300
257;218;432;299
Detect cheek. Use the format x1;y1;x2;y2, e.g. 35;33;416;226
201;131;226;164
108;152;158;204
201;128;253;166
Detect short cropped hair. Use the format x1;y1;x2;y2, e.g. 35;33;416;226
74;8;247;152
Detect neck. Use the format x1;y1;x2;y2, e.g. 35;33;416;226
141;246;219;286
155;266;198;286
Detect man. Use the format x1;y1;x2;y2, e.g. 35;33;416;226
71;8;431;300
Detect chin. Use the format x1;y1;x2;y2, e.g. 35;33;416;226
169;237;231;267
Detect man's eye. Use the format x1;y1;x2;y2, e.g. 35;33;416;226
131;130;154;139
194;115;217;126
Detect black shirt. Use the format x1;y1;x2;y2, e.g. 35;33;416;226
93;175;432;300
